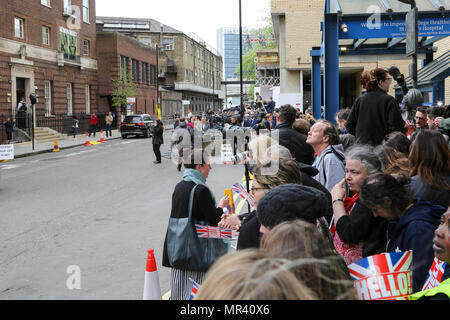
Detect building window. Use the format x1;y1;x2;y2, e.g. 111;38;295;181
83;39;90;56
132;59;139;82
41;0;51;6
82;0;89;23
44;80;52;116
120;56;129;77
14;17;24;39
139;37;152;46
42;26;50;46
142;62;148;84
85;84;90;114
150;65;156;85
162;37;174;51
67;83;73;115
63;0;72;14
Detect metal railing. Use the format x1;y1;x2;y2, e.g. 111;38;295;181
0;112;118;144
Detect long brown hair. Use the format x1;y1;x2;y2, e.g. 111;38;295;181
360;68;389;91
409;129;450;190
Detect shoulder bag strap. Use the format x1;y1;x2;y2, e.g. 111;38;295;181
187;184;199;221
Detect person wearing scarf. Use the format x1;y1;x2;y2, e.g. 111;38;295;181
162;149;230;300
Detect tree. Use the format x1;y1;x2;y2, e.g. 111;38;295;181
235;16;276;98
111;70;138;110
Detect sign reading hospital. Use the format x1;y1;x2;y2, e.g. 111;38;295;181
348;251;413;300
340;16;450;39
0;145;14;160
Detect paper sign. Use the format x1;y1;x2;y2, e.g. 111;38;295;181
0;145;14;160
348;251;413;300
221;144;234;164
422;257;447;291
195;225;237;240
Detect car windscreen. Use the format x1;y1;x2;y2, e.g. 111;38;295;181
124;116;142;124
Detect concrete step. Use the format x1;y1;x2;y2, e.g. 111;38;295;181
33;127;65;143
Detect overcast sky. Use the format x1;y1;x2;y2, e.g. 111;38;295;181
95;0;271;51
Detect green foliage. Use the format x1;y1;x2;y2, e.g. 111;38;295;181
111;70;138;107
234;16;276;98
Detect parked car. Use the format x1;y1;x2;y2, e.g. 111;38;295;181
120;114;155;138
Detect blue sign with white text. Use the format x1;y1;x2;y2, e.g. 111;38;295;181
340;16;450;39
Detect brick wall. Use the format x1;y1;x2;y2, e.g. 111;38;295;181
96;32;158;116
0;0;98;116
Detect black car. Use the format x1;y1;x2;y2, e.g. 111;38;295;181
120;114;155;138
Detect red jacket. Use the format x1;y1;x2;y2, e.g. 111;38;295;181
89;115;98;125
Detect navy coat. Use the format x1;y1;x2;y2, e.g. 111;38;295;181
387;199;446;292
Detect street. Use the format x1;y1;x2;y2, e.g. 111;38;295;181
0;132;243;299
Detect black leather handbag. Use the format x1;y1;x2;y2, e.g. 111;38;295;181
166;185;228;272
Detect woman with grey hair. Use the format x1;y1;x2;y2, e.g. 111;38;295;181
329;144;388;265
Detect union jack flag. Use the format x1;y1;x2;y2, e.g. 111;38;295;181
232;182;255;209
188;278;200;300
349;251;413;300
348;251;413;280
195;224;236;240
422;257;447;291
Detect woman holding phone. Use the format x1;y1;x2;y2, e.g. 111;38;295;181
330;144;388;265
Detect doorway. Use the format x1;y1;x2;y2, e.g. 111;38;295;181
16;77;26;109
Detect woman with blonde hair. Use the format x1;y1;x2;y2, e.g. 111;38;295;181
260;220;356;300
195;249;316;300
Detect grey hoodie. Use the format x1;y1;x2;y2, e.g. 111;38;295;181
312;144;346;192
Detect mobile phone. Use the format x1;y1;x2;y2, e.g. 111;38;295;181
343;180;350;197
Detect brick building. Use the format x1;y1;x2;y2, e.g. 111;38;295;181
96;16;224;118
0;0;98;117
96;32;158;118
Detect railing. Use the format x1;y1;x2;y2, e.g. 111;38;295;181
0;112;118;144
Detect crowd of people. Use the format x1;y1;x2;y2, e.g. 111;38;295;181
163;69;450;300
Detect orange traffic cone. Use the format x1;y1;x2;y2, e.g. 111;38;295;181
143;249;162;300
52;140;60;152
84;132;91;146
99;130;105;143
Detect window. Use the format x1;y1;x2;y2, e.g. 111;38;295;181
44;80;52;116
14;17;24;39
139;37;152;46
85;85;90;114
120;56;129;77
162;37;174;51
131;59;139;82
63;0;71;14
82;0;89;23
141;62;148;84
150;65;156;85
42;26;50;46
41;0;51;6
83;39;90;56
66;83;73;115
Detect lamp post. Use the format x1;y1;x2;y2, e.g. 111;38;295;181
239;0;244;109
400;0;419;89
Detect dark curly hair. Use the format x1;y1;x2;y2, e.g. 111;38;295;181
360;172;413;215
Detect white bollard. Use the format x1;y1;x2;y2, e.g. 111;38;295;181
143;249;162;300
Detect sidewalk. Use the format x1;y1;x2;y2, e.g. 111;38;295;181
12;130;122;158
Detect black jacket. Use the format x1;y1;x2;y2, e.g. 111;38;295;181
236;210;261;250
162;181;222;268
152;123;164;145
4;121;14;133
272;122;315;165
346;88;405;146
336;198;388;258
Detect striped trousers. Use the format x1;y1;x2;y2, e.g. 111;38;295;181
170;268;205;300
